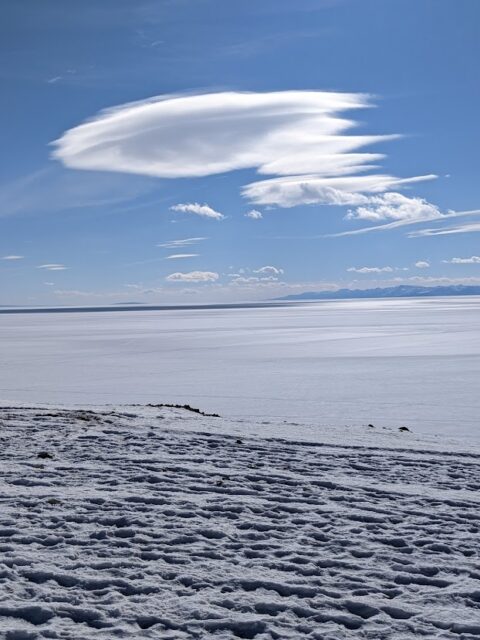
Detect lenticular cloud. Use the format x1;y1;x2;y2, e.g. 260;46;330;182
52;90;432;209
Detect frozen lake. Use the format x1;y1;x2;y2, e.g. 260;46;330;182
1;297;479;437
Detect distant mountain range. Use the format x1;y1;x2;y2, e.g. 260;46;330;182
275;284;480;301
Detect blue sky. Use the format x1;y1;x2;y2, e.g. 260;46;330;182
1;0;479;305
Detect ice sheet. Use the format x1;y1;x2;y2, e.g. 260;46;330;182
1;297;479;437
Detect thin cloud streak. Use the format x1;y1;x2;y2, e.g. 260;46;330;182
157;237;207;249
409;221;480;237
164;253;199;259
36;263;68;271
329;208;480;237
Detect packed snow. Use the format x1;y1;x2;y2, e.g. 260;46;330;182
0;404;479;639
1;297;480;438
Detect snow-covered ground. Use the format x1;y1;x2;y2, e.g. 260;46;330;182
1;298;480;438
1;404;479;639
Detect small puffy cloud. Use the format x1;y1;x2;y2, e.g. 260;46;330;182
157;237;207;249
164;253;198;259
347;266;394;274
245;209;263;220
415;260;430;269
254;265;284;275
170;203;225;220
443;256;480;264
36;263;68;271
166;271;219;283
2;255;24;260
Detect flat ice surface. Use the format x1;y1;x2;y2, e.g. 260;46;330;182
1;296;479;437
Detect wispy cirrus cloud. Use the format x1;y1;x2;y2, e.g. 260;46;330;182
164;253;198;260
170;203;225;220
0;167;154;218
157;237;207;249
331;207;480;237
36;263;68;271
409;221;480;237
166;271;219;283
2;255;24;260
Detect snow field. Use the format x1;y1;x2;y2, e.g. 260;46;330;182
0;406;479;639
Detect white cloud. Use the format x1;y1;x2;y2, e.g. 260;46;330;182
170;203;225;220
52;90;434;211
52;91;378;178
245;209;263;220
165;271;219;283
443;256;480;264
331;205;480;238
157;237;207;249
229;275;288;287
231;276;261;284
346;192;442;223
164;253;198;260
254;265;284;276
243;175;436;208
415;260;430;269
2;255;24;260
347;266;394;274
36;263;68;271
328;193;448;237
409;222;480;237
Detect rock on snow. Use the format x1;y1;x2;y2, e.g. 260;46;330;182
0;405;479;639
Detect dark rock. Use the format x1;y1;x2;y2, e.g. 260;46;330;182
37;451;53;459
